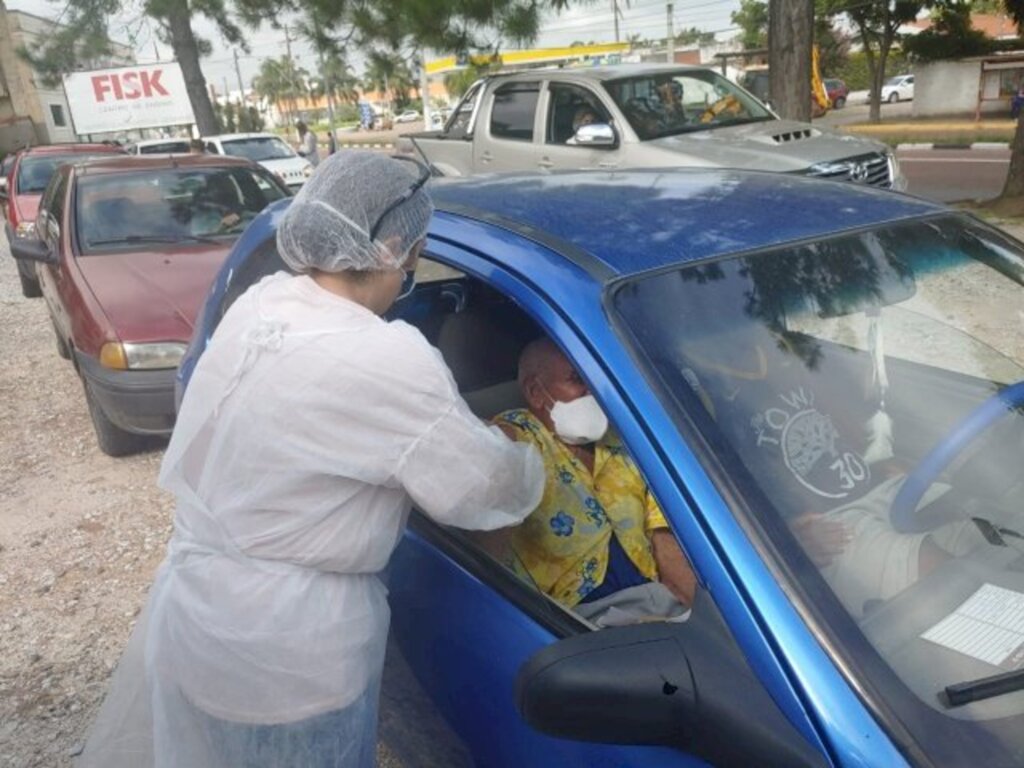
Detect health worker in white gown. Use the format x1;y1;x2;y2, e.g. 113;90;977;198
76;151;545;768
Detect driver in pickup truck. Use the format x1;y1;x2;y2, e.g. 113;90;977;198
488;338;697;626
679;326;988;618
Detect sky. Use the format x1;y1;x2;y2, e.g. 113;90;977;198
9;0;741;93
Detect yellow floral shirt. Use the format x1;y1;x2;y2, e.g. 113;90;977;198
494;408;668;608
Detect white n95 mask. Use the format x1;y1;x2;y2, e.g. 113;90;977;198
550;395;609;445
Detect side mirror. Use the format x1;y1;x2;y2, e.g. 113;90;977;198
10;236;56;265
515;593;826;767
573;123;617;148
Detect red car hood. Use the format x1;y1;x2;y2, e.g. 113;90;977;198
76;245;231;343
14;193;42;224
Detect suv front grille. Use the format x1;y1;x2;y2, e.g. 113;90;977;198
805;152;892;188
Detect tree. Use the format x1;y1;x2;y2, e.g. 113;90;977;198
362;51;417;110
732;0;769;49
822;0;922;122
675;26;716;46
1000;0;1024;201
252;56;310;125
814;9;852;76
903;1;995;60
769;0;814;121
23;0;278;136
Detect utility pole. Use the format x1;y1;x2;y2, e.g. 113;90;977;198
666;3;675;64
420;49;431;130
153;41;160;62
233;49;245;107
612;0;620;42
313;22;337;154
284;25;298;123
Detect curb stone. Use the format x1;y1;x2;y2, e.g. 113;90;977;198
895;142;1010;151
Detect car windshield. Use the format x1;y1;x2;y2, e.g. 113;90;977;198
75;166;288;252
605;69;774;140
220;137;295;162
17;153;107;194
613;214;1024;765
138;141;191;154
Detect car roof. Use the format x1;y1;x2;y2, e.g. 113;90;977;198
430;169;947;277
203;133;280;141
73;154;257;175
133;138;191;146
19;143;124;156
491;63;717;83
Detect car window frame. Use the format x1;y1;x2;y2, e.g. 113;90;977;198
487;80;542;144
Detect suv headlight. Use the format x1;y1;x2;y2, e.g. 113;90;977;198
303;164;314;178
100;341;187;370
15;221;36;238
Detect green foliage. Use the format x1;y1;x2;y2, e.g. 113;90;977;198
675;26;716;46
833;50;911;89
253;56;311;124
815;15;851;76
732;0;768;50
362;51;417;109
18;0;121;88
904;2;996;60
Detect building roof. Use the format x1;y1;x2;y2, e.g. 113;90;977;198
430;169;944;277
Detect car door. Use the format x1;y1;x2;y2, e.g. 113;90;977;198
35;168;72;343
474;80;543;172
535;81;622;173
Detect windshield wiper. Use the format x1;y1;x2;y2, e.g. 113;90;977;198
88;234;218;246
945;667;1024;706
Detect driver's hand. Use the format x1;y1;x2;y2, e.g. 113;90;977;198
790;513;853;567
219;212;242;230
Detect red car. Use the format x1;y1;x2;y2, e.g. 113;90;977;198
824;78;850;110
11;154;290;455
2;143;125;297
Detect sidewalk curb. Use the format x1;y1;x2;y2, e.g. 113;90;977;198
895;141;1010;151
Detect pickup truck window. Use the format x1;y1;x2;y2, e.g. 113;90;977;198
447;82;484;139
546;83;612;145
490;82;540;142
606;70;773;141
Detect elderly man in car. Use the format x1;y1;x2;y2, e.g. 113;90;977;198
486;338;696;625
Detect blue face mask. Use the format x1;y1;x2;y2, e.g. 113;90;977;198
395;268;416;301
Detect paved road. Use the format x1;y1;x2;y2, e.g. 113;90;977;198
897;146;1009;203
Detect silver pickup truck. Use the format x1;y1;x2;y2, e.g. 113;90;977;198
404;64;903;189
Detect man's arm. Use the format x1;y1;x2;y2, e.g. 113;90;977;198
645;492;697;606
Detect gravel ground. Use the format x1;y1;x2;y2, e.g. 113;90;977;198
0;240;404;767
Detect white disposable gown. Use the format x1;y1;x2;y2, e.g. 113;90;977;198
77;272;545;767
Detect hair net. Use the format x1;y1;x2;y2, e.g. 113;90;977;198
277;151;434;273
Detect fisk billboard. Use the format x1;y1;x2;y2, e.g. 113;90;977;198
63;63;196;135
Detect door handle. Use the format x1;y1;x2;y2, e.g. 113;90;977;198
538;157;554;169
480;151;493;163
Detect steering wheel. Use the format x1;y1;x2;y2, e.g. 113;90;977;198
890;380;1024;533
699;95;742;124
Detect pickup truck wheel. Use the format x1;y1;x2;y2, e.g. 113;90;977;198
52;320;70;360
83;379;148;457
18;269;42;298
833;97;846;109
888;92;899;103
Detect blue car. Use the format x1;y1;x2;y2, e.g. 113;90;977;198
179;169;1024;767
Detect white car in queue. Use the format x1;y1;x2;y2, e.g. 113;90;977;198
202;132;313;192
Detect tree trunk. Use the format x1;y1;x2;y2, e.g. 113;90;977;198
164;0;218;136
1002;115;1024;197
768;0;813;122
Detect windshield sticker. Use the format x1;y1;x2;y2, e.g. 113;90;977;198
922;584;1024;670
750;387;871;500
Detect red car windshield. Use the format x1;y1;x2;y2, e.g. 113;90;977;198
75;166;288;252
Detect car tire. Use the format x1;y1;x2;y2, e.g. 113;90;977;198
82;379;148;457
52;320;70;360
888;92;899;103
18;269;42;298
834;97;846;109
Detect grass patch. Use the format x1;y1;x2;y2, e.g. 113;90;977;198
839;127;1013;147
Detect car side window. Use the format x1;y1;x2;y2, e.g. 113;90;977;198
546;83;611;145
395;265;697;629
490;82;540;142
205;142;220;154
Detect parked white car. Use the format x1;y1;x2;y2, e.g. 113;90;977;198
881;74;914;103
395;110;421;123
125;138;192;154
202;133;312;191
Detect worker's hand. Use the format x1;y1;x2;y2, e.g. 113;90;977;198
790;513;852;568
